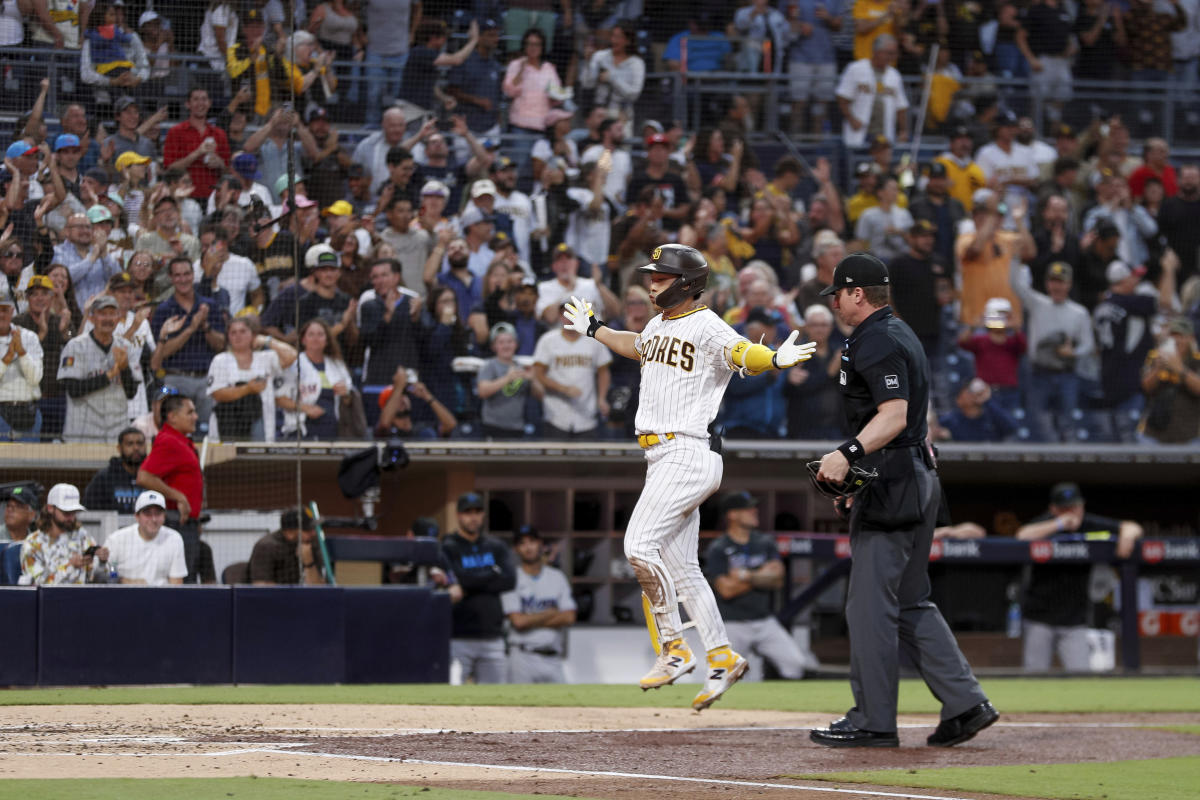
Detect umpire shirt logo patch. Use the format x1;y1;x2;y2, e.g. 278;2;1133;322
884;374;899;389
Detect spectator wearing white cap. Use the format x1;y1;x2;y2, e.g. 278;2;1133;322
958;296;1026;414
19;483;107;585
414;179;453;238
0;289;44;440
103;490;188;585
457;203;497;280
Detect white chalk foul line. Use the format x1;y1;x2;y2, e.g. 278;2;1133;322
260;748;982;800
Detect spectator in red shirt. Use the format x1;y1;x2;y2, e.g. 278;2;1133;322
1128;138;1177;200
137;393;205;581
162;88;231;201
959;297;1027;414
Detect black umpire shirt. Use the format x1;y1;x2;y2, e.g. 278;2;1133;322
839;305;929;445
703;531;781;622
1023;512;1121;627
441;531;517;639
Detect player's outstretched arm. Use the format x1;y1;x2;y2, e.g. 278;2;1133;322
563;295;640;360
729;330;817;375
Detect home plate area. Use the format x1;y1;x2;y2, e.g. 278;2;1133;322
0;706;1198;799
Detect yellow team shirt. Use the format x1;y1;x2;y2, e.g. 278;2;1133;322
853;0;896;61
956;230;1024;325
846;189;908;225
937;155;987;212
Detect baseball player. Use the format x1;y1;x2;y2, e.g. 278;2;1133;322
562;244;816;710
501;525;577;683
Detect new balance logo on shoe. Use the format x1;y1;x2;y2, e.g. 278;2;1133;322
668;656;683;668
709;668;725;681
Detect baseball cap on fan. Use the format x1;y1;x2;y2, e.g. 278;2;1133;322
819;252;890;296
1106;260;1145;284
47;483;85;512
134;491;167;513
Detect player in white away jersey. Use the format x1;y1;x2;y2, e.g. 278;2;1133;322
563;244;815;710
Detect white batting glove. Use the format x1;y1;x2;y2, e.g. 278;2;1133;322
563;295;603;337
772;330;818;368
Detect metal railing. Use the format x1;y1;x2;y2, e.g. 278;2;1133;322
5;45;1200;145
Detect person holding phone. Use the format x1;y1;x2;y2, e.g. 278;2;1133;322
19;484;107;585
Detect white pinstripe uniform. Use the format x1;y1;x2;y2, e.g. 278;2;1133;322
627;306;748;650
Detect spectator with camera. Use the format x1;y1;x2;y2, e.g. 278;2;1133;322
248;507;326;585
1011;260;1095;442
104;491;188;585
375;365;458;439
0;289;44;440
19;483;107;585
83;426;146;512
957;189;1035;328
937;376;1018;442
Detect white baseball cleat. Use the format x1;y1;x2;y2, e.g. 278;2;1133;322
691;646;749;711
639;638;696;690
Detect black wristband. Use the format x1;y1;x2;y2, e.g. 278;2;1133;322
838;438;866;463
586;317;605;338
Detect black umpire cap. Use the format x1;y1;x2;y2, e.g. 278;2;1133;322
819;252;890;296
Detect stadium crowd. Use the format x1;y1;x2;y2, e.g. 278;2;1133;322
0;0;1196;447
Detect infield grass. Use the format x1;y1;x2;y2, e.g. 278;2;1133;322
801;755;1200;800
0;779;576;800
0;677;1196;713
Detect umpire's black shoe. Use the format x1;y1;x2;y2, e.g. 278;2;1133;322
810;722;899;748
927;701;999;747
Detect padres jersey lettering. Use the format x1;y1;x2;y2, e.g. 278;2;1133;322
633;307;746;437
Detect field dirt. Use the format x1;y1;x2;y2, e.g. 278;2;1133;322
0;704;1197;799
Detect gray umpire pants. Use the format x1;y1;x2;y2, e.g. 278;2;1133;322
845;455;989;733
451;638;507;684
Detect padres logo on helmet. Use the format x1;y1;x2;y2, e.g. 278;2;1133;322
638;244;709;310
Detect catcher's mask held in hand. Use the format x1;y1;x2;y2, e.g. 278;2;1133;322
805;461;879;499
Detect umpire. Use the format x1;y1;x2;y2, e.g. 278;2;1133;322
810;253;997;748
